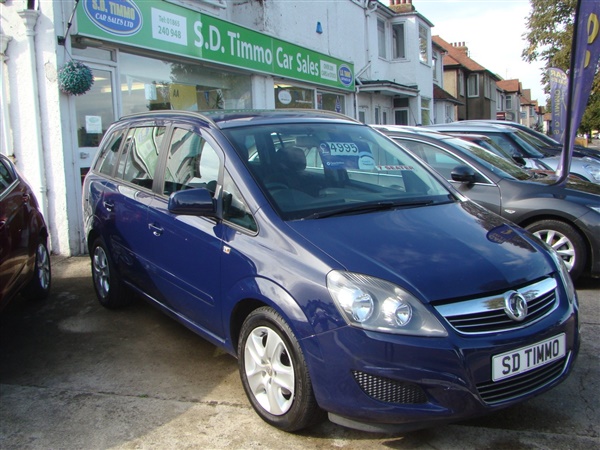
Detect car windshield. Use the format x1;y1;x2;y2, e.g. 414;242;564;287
441;137;534;181
509;130;547;157
223;123;453;220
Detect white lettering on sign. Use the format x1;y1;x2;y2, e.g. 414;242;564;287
151;8;187;46
321;60;337;82
296;53;319;76
230;32;273;64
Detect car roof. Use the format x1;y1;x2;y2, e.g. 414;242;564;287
372;125;450;139
117;109;359;130
425;123;519;132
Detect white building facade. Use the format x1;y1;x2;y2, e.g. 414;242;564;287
1;0;434;255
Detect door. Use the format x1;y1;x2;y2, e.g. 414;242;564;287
395;138;502;214
73;65;118;253
145;126;225;336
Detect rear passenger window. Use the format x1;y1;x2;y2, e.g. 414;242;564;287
163;128;221;196
95;129;126;176
116;126;165;188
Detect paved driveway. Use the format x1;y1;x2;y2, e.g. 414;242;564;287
1;256;598;449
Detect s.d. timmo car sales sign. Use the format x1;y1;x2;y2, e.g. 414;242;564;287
77;0;355;91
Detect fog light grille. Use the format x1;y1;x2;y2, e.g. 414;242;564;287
352;371;427;404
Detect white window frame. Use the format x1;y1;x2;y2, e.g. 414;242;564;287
421;98;431;125
392;22;406;60
467;74;479;98
419;24;429;64
378;20;387;59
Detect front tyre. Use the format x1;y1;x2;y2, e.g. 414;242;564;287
22;240;51;300
91;237;129;309
238;307;323;432
526;220;586;280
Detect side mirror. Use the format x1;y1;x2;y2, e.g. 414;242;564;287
168;188;216;216
513;156;527;166
451;165;477;184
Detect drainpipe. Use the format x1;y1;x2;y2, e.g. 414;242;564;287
17;7;49;222
0;34;12;157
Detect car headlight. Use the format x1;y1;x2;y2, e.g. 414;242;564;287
583;163;600;181
327;271;448;336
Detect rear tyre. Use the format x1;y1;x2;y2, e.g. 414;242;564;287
21;240;51;300
238;306;323;432
91;237;129;308
526;220;586;280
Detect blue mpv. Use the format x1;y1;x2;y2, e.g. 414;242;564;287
83;110;579;433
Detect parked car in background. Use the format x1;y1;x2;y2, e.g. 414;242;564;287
456;120;600;161
83;110;579;433
426;123;600;184
446;133;576;179
0;154;51;311
374;125;600;280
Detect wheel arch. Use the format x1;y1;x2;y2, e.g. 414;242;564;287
518;214;591;274
226;277;319;358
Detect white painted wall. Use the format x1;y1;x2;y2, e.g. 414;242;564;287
1;0;77;255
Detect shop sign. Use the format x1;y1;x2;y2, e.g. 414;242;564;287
77;0;355;91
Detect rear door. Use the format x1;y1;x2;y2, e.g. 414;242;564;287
100;124;165;295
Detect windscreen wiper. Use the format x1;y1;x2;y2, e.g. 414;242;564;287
305;199;435;220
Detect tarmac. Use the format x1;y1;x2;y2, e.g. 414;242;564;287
0;255;598;449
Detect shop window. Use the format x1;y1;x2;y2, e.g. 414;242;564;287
275;84;314;109
118;52;252;116
317;91;345;114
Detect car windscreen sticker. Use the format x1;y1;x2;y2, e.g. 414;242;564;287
318;141;375;170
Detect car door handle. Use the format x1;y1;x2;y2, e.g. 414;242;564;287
103;201;114;211
148;223;163;236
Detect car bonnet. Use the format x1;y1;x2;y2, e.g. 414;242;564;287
285;200;554;303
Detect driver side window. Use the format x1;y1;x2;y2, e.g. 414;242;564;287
163;128;220;196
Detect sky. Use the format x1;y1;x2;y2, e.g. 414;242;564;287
408;0;547;105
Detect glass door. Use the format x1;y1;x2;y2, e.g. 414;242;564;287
73;64;118;252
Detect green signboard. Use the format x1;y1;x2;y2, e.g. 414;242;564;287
76;0;355;91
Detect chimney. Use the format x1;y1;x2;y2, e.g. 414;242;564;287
452;41;469;57
389;0;415;13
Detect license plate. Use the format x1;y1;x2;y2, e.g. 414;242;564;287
492;334;566;382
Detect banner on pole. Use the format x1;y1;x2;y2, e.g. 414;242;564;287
548;67;568;144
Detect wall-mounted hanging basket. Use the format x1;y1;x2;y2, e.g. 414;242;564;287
58;60;94;96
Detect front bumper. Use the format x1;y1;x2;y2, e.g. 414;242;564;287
302;301;579;431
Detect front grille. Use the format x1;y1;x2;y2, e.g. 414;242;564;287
476;354;569;404
434;277;558;335
352;370;428;404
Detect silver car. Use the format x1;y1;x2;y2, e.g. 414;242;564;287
426;123;600;184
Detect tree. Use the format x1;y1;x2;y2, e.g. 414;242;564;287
522;0;600;136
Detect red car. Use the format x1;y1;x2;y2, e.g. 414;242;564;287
0;154;51;311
